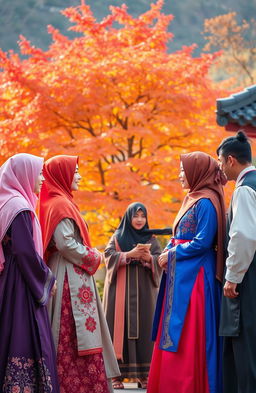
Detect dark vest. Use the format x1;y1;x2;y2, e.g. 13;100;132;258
240;169;256;191
220;169;256;336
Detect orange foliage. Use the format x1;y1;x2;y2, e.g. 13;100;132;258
0;1;232;246
203;12;256;87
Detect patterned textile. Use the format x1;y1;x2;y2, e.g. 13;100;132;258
0;211;59;393
57;276;110;393
73;264;98;336
3;357;53;393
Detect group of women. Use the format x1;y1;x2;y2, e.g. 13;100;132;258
0;150;226;393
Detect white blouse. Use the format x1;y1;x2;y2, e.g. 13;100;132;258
226;166;256;283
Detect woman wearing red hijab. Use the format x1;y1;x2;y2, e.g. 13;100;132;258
147;152;226;393
39;155;120;393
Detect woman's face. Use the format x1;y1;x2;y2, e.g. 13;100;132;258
131;209;147;230
71;164;82;191
34;170;45;194
179;161;190;190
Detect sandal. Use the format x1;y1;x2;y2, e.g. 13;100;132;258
137;377;148;389
112;377;124;389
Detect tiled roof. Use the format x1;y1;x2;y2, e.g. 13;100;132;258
216;85;256;128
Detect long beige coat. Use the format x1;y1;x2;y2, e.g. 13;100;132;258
47;218;120;391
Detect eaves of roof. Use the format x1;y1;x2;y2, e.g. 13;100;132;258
216;85;256;128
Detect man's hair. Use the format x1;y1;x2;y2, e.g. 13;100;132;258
216;130;252;164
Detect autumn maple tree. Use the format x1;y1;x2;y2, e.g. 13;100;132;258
203;12;256;88
0;1;230;245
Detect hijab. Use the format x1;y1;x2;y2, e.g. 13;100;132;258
0;153;44;273
173;151;226;282
116;202;172;252
39;155;92;261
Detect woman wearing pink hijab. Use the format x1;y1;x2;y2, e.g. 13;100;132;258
0;153;59;393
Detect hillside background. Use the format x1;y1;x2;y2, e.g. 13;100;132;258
0;0;255;56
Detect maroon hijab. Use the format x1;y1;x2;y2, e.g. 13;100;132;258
173;151;226;282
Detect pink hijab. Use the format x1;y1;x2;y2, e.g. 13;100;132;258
0;153;44;273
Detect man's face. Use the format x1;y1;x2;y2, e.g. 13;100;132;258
218;152;235;181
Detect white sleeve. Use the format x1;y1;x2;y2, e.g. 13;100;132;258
226;186;256;283
53;218;89;262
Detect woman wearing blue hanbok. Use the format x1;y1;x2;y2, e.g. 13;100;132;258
147;152;226;393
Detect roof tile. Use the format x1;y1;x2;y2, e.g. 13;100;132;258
216;85;256;128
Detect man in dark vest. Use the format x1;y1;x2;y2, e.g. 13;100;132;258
217;130;256;393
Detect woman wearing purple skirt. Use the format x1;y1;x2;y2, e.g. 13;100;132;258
0;153;59;393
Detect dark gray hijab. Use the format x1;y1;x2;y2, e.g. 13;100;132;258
115;202;172;252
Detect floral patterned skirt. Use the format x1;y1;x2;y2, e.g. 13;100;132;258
0;247;59;393
3;357;54;393
57;276;110;393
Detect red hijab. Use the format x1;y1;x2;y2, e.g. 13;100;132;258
39;155;92;262
173;152;226;282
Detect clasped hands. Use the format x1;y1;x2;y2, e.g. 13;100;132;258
126;244;152;268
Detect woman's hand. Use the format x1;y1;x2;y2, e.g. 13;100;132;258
158;251;169;270
51;280;57;297
141;259;152;269
140;249;152;268
141;250;151;263
126;245;147;260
